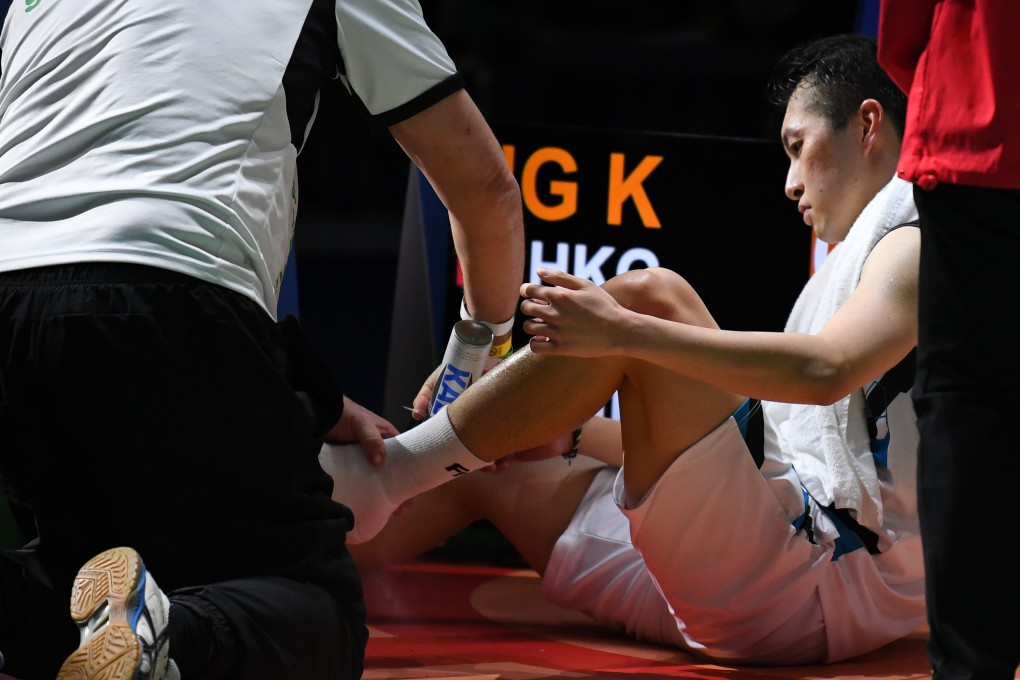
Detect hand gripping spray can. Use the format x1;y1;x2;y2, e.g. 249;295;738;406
427;319;493;417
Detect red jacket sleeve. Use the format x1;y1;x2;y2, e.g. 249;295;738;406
877;0;938;94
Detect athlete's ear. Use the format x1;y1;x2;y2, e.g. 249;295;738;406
859;99;884;155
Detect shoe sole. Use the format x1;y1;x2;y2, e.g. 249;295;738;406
57;546;144;680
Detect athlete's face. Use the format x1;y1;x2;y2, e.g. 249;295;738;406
780;85;873;244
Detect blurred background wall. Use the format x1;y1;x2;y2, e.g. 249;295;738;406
294;1;875;415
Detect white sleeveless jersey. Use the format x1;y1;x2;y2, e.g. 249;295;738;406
0;0;458;316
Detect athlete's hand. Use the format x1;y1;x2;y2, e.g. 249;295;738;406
520;268;629;357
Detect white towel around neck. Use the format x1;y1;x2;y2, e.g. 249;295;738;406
762;177;917;531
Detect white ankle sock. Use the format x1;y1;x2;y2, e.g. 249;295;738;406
318;409;488;544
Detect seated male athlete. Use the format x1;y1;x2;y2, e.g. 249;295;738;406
321;34;925;664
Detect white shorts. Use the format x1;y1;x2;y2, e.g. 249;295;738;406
541;416;925;664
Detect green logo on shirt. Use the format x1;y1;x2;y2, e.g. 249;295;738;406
25;0;41;12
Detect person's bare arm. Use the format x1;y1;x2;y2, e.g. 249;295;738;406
523;227;919;406
391;89;524;414
389;89;524;329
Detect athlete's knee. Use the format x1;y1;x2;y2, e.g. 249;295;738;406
603;268;711;326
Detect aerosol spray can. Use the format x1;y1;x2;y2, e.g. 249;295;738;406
427;319;493;417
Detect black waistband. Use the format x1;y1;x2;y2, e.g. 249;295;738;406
0;262;199;287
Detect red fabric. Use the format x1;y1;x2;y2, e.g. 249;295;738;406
878;0;1020;189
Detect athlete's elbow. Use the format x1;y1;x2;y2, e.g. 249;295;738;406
801;359;856;405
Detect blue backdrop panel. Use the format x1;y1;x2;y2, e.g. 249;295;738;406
856;0;880;36
277;247;301;319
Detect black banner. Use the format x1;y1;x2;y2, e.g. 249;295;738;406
497;122;809;334
385;122;812;422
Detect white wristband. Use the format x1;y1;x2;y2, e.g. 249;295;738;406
460;297;514;336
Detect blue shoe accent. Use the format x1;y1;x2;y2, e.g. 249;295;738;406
56;547;172;680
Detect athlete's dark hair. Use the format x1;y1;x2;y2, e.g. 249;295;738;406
768;34;907;136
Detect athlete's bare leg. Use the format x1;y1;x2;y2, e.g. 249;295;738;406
350;455;605;574
450;267;745;504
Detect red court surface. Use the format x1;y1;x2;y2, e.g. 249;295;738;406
362;560;1008;680
1;558;1011;680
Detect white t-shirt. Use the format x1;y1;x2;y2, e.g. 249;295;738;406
0;0;459;317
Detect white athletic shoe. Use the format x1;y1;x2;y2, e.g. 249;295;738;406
56;546;178;680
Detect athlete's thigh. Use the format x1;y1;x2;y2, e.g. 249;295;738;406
606;268;746;503
621;419;828;663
